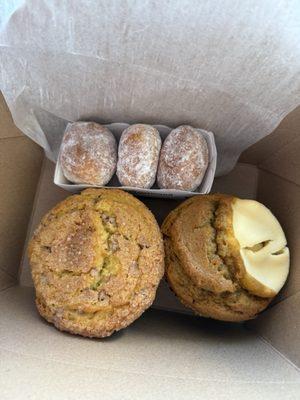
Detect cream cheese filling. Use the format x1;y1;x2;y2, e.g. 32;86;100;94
232;199;289;294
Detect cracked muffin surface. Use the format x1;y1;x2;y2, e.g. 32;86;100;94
162;194;270;322
28;188;164;337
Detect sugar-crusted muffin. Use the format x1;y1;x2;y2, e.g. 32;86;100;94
162;194;289;322
117;124;161;189
157;125;208;191
28;188;164;337
59;122;117;186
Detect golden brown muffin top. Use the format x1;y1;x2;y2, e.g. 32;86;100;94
29;188;164;337
162;194;271;321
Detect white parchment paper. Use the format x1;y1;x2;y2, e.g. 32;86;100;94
1;0;300;175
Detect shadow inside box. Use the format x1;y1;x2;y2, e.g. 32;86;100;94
139;196;182;225
126;307;249;345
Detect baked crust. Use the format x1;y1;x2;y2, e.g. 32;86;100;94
162;194;270;322
157;125;208;191
29;188;164;337
117;124;161;188
60;122;117;185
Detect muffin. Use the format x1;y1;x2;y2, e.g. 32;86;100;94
117;124;161;188
60;122;117;185
28;188;164;337
162;194;289;321
157;125;208;191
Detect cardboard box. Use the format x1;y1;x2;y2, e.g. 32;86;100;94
1;92;300;399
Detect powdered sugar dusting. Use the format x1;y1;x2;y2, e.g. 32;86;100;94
157;125;208;191
60;122;117;185
117;124;161;188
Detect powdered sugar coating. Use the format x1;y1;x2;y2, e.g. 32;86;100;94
60;122;117;185
117;124;161;188
157;125;209;191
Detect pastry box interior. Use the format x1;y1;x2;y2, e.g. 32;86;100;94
1;2;300;399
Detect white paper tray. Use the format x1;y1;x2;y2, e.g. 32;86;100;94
54;123;217;198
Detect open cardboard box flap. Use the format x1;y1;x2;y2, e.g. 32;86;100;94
1;94;300;399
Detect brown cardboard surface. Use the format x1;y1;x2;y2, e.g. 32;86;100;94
249;291;300;369
211;162;259;198
0;92;24;139
0;285;299;400
240;106;300;167
250;169;300;368
0;269;16;292
0;136;43;279
259;135;300;186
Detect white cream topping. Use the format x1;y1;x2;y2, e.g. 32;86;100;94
232;199;289;294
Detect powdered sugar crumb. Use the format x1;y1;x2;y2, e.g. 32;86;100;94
60;122;117;185
117;124;161;188
157;125;208;191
